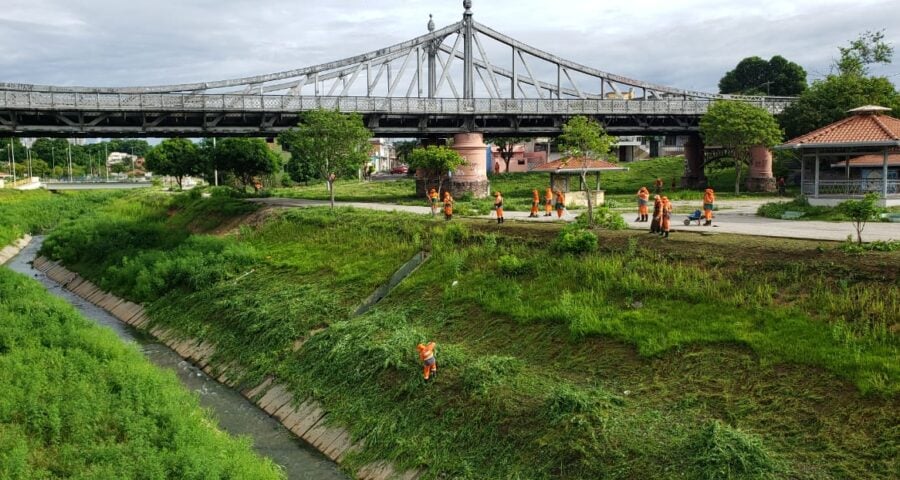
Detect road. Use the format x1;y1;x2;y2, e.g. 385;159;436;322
251;198;899;242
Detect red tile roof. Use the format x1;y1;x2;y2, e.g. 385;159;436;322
833;152;900;168
783;111;900;146
533;157;625;172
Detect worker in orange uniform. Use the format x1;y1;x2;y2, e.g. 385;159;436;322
428;188;439;215
417;341;437;381
530;189;540;217
493;191;505;224
544;187;554;216
659;196;673;238
650;195;662;234
702;188;716;226
443;191;454;220
636;187;650;222
555;190;566;218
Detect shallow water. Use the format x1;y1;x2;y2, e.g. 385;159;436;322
6;237;347;480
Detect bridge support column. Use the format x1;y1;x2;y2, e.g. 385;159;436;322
681;134;707;189
450;132;490;198
746;145;776;192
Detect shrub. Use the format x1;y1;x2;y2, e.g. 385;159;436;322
497;254;529;276
595;206;628;230
555;228;598;254
440;222;470;244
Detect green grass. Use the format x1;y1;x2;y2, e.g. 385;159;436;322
40;193;900;479
0;189;125;245
0;268;284;479
758;197;900;222
268;158;786;216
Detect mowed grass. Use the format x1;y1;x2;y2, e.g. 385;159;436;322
0;268;284;479
40;192;900;479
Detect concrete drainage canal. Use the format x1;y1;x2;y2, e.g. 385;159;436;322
6;237;348;480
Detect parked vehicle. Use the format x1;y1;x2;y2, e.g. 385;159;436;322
390;165;409;174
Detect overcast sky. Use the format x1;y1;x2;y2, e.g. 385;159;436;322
1;0;898;94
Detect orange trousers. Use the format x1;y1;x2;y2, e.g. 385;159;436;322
556;208;564;218
704;208;713;221
639;205;648;215
531;202;539;215
496;207;504;218
545;202;553;213
423;363;437;380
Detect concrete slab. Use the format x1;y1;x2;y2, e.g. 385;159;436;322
290;406;325;438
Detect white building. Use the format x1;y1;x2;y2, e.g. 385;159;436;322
107;152;138;165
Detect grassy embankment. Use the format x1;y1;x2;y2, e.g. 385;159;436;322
757;197;900;222
0;189;285;479
271;157;787;214
41;190;899;479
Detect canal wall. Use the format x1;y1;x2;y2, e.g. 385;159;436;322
0;234;32;265
31;255;421;480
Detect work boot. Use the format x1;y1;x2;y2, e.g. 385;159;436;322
497;217;502;224
664;231;669;238
501;217;505;224
704;220;711;226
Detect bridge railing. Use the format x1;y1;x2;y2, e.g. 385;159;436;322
1;90;792;115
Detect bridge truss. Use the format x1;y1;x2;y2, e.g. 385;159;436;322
0;1;793;138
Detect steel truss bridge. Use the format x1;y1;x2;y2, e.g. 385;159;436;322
0;1;793;138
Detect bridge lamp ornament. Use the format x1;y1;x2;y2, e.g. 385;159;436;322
427;14;435;33
464;0;472;13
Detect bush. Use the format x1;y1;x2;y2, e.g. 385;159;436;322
595;206;628;230
555;227;598;254
497;254;529;276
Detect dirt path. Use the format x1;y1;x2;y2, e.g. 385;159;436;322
251;198;898;242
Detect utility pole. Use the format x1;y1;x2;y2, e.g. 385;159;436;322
27;147;32;179
130;146;135;181
10;140;16;183
67;141;73;182
213;137;219;186
104;143;109;182
51;144;56;179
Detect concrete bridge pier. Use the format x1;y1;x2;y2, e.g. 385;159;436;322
450;132;490;198
746;146;776;192
681;134;708;189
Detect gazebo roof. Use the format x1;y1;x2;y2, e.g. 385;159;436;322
833;152;900;168
779;106;900;149
533;157;627;173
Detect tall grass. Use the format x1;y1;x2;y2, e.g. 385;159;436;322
0;268;284;479
0;189;124;245
41;193;900;479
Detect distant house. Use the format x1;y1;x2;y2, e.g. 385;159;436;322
107;152;138;165
488;138;550;173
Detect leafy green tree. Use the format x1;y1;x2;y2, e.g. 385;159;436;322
700;101;782;194
838;193;880;244
781;30;899;138
206;138;279;192
278;109;372;209
780;75;900;138
489;137;531;173
558;116;615;227
837;30;893;76
393;140;419;166
144;138;201;189
407;146;467;208
719;56;807;96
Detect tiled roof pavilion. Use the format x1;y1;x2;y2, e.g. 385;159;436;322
777;106;900;205
782;105;900;147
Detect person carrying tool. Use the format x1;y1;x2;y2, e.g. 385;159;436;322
544;187;554;216
636;187;650;222
650;195;662;234
660;196;673;238
443;191;454;220
555;190;566;218
417;342;437;381
702;188;716;226
530;189;540;218
428;188;439;215
493;191;505;224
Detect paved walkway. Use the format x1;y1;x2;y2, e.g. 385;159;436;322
252;198;899;242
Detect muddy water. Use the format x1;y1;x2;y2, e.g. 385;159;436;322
7;237;347;480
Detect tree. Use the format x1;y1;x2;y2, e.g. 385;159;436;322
719;56;807;96
144;138;201;189
780;31;899;138
700;101;782;194
837;30;893;77
393;140;419;166
558;116;615;228
278;109;372;209
206;138;279;192
489;137;530;173
406;146;467;210
838;193;880;244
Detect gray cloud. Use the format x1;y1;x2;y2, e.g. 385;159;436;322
1;0;897;93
